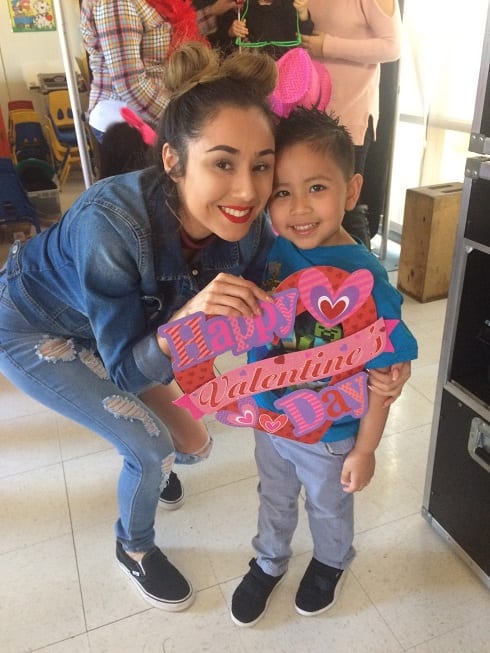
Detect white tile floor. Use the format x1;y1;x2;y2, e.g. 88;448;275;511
1;177;489;652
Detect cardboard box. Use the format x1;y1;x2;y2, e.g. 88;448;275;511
397;182;462;302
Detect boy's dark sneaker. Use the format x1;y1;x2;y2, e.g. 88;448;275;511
116;541;194;611
231;558;284;627
159;471;184;510
295;558;345;616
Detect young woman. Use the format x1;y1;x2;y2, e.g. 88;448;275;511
301;0;402;245
0;42;408;613
81;0;237;131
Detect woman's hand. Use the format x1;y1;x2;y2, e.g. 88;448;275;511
177;272;270;319
301;33;325;59
367;361;411;407
157;273;271;356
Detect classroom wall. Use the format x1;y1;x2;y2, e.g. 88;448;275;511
0;1;82;127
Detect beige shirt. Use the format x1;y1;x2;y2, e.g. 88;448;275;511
307;0;402;145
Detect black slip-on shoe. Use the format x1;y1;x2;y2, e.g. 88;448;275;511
116;541;194;611
159;471;185;510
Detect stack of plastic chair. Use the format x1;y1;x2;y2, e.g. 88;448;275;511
8;99;35;129
0;157;41;235
0;106;10;157
8;104;51;166
8;100;34;112
8;100;35;150
44;90;80;187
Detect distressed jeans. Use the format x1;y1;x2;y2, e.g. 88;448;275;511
0;272;206;552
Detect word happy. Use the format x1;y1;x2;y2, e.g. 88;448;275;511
160;289;298;371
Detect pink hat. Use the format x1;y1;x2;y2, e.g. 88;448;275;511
269;48;332;118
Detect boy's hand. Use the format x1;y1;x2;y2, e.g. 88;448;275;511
341;450;375;493
230;18;248;38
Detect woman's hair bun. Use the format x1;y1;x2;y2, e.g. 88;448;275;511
221;49;278;98
163;41;277;100
163;42;220;95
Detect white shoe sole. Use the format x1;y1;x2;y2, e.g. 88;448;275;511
295;568;347;616
230;574;285;627
118;560;195;612
158;493;185;511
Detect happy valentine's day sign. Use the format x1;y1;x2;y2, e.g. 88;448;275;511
158;267;398;444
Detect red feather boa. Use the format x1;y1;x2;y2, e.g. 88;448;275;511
145;0;209;54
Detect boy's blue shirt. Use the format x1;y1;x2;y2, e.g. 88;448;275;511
247;235;418;442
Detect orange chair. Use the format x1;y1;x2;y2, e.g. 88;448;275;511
8;108;42;148
8;101;39;146
8;100;34;112
8;109;51;165
0;107;10;157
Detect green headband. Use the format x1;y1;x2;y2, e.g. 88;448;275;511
235;2;302;49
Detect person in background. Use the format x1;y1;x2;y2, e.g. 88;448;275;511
229;0;314;60
98;121;150;178
301;0;402;246
87;98;129;145
81;0;237;136
230;107;417;627
91;102;157;179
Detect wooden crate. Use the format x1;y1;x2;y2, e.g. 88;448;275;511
397;182;462;302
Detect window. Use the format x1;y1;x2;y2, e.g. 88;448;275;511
387;0;489;236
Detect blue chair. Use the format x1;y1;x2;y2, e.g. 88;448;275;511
0;157;41;234
13;121;51;164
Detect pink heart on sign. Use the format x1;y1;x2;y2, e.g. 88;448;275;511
216;399;258;428
298;268;374;328
258;413;288;433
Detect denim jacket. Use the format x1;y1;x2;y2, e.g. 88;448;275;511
6;167;274;393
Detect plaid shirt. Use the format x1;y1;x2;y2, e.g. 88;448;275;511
81;0;216;126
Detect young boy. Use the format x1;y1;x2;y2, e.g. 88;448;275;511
230;108;418;627
229;0;314;60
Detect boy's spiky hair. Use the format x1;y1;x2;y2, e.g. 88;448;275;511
275;107;356;180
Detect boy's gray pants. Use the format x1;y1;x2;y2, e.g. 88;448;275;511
253;431;356;577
